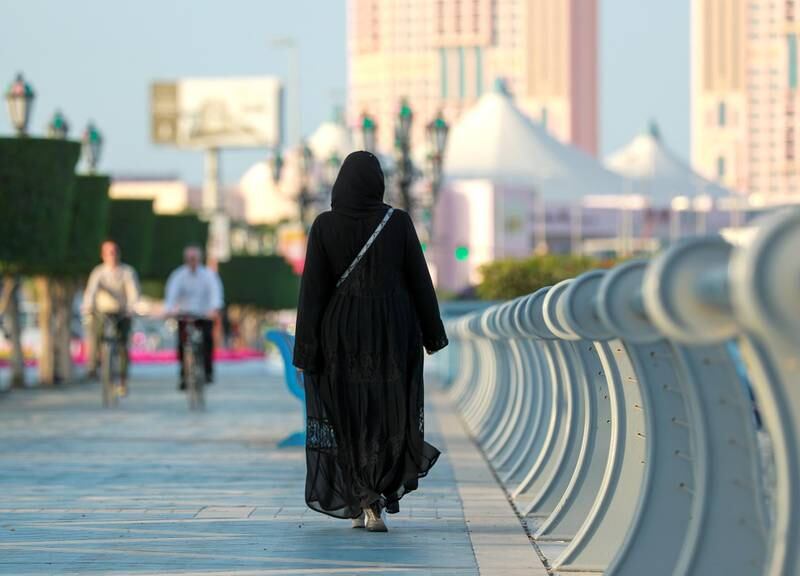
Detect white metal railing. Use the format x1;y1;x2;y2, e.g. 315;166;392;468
443;207;799;576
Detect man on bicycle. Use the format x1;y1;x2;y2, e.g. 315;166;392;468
164;246;223;390
81;240;140;395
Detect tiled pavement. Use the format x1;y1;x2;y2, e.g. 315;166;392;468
0;362;546;575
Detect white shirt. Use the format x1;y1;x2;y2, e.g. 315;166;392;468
82;263;140;314
164;265;224;317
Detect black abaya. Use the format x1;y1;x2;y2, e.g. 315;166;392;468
293;151;448;519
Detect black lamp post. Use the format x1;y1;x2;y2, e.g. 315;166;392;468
47;110;70;139
361;112;377;153
320;152;341;207
394;98;414;212
82;121;103;173
269;148;284;183
5;73;35;136
325;152;340;188
298;141;315;227
426;111;448;204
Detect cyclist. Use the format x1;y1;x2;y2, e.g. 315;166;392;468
81;240;140;395
164;246;224;390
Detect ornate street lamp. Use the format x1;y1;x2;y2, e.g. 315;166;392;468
325;153;341;186
47;110;70;139
394;98;414;212
427;113;448;161
361;112;377;153
426;112;448;195
396;99;413;147
298;142;315;227
5;72;35;136
300;141;314;174
82;121;103;173
269;148;283;183
424;112;449;259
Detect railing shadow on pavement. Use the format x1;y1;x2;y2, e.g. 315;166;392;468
442;207;799;576
265;329;306;448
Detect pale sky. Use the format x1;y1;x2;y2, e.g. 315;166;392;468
0;0;690;184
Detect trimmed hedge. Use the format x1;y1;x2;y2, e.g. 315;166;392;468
107;199;156;275
219;255;299;310
0;137;81;273
146;214;209;282
476;255;617;300
61;175;111;276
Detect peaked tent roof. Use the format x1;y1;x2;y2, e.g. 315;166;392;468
307;118;354;161
605;122;733;206
443;86;624;202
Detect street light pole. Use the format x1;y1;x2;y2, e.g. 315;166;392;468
395;98;414;213
47;110;69;139
273;37;301;148
361;112;377;153
2;72;35;388
5;72;34;136
297;141;315;228
425;111;448;263
82;121;103;174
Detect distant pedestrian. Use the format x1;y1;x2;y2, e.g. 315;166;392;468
81;240;140;395
164;246;224;389
294;151;448;532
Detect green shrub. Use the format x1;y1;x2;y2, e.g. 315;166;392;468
219;255;299;310
107;199;155;274
0;137;81;273
476;254;617;300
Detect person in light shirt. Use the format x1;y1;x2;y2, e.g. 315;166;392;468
164;246;224;389
81;240;140;394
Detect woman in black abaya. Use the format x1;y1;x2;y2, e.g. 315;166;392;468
293;151;447;532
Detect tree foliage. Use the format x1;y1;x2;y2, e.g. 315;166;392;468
476;254;617;300
219;255;299;310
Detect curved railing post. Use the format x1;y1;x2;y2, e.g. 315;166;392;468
441;207;798;576
729;209;800;575
534;275;614;542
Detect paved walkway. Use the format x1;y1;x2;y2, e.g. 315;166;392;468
0;362;545;575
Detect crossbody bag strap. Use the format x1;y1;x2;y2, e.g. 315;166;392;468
336;207;395;288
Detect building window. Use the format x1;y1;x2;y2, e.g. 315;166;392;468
789;34;798;89
718;101;726;126
717;156;726;179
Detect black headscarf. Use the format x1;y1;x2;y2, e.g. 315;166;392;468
330;151;389;218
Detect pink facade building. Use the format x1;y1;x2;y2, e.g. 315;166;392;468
692;0;800;199
347;0;599;157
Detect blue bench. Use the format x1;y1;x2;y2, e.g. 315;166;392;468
265;329;306;447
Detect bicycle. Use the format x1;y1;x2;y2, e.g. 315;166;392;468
178;315;205;410
99;313;128;408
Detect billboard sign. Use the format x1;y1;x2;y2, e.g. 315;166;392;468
151;76;283;149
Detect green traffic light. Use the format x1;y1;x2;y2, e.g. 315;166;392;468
455;246;469;261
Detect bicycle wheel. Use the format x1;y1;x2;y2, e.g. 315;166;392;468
101;342;117;408
185;343;199;410
193;340;205;409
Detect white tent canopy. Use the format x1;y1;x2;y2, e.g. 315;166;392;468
307;118;353;162
443;86;624;202
605;122;733;207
